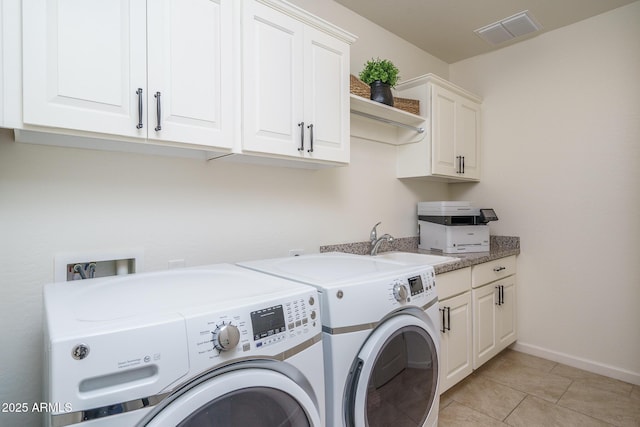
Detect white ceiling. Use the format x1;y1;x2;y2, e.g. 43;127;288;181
333;0;639;63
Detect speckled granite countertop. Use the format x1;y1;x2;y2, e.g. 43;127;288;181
320;235;520;274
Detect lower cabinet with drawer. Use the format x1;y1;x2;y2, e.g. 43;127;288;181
471;255;517;369
437;267;473;393
435;255;518;393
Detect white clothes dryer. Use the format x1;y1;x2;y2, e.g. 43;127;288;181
239;253;440;427
43;264;324;427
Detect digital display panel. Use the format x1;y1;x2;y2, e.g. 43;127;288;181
250;305;286;341
408;276;424;296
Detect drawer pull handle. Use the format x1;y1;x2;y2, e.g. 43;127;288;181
493;266;506;272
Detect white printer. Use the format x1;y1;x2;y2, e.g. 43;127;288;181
418;201;498;253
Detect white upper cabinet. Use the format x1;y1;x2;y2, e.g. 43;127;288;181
22;0;147;138
431;84;480;179
15;0;355;164
146;0;234;147
22;0;234;150
303;26;351;163
241;0;353;165
242;2;304;157
396;74;481;181
17;0;353;165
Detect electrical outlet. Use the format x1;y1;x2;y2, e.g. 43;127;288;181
288;249;305;257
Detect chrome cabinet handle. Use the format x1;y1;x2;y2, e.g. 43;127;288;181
136;88;143;129
298;122;305;151
154;92;162;131
307;123;314;153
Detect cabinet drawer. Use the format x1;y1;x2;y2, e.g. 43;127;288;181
472;256;516;288
436;267;471;300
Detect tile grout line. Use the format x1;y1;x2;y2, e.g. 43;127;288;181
439;350;639;426
555;377;573;403
500;387;529;424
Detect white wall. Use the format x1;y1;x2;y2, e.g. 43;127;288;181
449;2;640;382
0;137;449;427
0;1;450;425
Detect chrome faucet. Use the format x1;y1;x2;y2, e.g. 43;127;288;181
370;222;394;256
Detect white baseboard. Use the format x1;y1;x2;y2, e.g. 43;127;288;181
511;342;640;386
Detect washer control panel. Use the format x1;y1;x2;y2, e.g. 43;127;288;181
191;291;319;367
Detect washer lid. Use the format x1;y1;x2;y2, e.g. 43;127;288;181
44;264;311;323
238;253;425;288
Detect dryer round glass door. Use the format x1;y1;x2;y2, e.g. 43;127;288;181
345;314;438;427
142;368;321;426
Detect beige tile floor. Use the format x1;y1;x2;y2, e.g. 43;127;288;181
439;349;640;427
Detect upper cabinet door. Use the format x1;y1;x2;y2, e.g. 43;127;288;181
147;0;233;148
242;1;304;157
241;0;353;164
431;85;458;177
396;74;481;181
22;0;147;138
303;28;350;164
456;98;480;180
431;84;481;180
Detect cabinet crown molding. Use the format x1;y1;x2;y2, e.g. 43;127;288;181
398;73;482;104
255;0;357;44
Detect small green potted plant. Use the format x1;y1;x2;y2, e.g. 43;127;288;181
359;58;399;106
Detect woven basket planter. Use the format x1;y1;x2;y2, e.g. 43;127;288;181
350;74;420;115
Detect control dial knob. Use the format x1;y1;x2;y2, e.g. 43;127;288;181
393;282;409;303
212;323;240;351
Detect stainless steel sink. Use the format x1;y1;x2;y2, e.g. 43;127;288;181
375;251;460;266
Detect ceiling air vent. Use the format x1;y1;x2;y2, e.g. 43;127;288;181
474;10;542;46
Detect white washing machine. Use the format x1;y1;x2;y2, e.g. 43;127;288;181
43;264;325;427
239;253;440;427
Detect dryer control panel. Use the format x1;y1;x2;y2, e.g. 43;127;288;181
388;267;436;305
